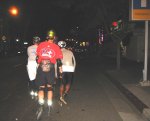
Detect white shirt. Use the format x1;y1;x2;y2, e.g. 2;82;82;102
27;44;38;62
61;48;76;72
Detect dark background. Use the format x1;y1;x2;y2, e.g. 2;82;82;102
0;0;129;41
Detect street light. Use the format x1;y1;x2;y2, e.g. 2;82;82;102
9;6;19;16
0;5;20;56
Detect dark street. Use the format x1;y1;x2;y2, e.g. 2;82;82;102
1;1;150;121
0;55;148;121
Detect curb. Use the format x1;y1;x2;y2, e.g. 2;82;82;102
143;108;150;120
104;72;150;120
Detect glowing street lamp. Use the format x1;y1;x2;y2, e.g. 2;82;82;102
9;6;19;16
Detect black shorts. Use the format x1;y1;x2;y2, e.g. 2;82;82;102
35;64;55;87
60;72;74;85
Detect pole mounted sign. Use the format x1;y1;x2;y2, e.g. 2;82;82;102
130;0;150;20
130;0;150;85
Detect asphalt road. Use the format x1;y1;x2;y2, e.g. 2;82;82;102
0;55;148;121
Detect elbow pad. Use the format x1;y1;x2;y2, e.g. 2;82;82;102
56;59;62;67
36;56;39;63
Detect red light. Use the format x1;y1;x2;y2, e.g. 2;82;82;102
112;22;118;27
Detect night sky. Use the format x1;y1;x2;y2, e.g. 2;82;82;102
1;0;129;42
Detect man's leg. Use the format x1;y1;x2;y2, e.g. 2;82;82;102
27;63;34;97
60;84;64;98
64;72;73;98
64;84;70;95
47;85;53;106
28;80;35;97
33;80;38;97
36;85;45;120
27;61;38;98
38;86;45;105
59;76;67;104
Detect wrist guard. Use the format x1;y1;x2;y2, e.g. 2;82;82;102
56;59;62;67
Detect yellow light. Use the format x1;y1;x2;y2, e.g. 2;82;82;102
9;6;19;16
83;42;85;46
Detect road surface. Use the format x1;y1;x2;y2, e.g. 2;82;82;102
0;55;148;121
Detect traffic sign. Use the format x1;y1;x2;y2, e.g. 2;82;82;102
130;0;150;20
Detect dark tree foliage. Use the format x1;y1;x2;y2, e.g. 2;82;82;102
1;0;129;39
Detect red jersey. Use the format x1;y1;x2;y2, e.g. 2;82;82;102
36;41;63;64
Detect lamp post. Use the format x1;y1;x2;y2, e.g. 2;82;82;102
0;5;19;38
0;5;19;56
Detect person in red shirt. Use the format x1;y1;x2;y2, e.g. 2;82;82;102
35;30;63;108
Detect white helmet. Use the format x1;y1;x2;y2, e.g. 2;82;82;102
58;41;66;48
33;36;40;44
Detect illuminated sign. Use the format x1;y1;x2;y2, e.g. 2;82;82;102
130;0;150;20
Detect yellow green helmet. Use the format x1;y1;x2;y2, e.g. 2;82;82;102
47;30;55;40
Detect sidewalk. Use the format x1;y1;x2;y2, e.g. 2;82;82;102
105;58;150;120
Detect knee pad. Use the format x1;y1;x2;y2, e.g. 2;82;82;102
39;86;45;91
47;86;53;91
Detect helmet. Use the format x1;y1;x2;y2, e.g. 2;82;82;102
58;41;66;48
33;36;40;44
47;30;55;40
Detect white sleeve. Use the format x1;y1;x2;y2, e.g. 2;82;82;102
72;53;76;70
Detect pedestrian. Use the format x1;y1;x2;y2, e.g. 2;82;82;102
57;40;76;104
35;30;63;107
27;36;40;99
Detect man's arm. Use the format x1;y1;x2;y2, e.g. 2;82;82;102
57;59;62;72
56;59;63;78
27;47;30;57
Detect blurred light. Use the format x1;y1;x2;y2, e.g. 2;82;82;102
83;42;85;46
16;39;19;42
86;42;89;46
34;92;38;96
30;91;34;96
24;42;28;45
112;21;118;27
9;6;19;16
